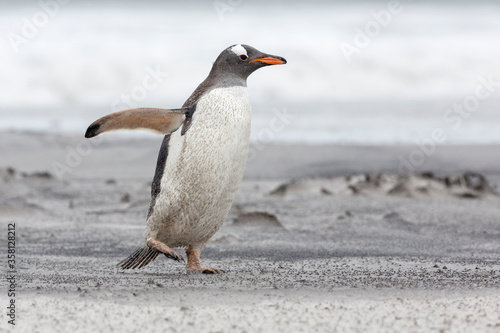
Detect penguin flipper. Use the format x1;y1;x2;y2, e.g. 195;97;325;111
85;107;190;138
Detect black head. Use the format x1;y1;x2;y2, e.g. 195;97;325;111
181;44;287;108
208;44;287;84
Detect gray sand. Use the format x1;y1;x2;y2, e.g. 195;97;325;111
1;132;500;332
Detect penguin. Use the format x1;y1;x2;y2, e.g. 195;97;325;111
85;44;286;274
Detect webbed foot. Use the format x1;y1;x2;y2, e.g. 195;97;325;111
185;248;224;274
146;237;184;262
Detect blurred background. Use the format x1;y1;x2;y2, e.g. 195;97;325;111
1;0;499;144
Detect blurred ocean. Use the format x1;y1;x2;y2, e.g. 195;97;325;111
1;0;499;144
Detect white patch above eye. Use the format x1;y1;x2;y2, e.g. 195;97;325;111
230;44;247;57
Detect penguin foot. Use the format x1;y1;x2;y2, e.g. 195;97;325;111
202;267;224;274
186;267;224;275
185;248;224;274
146;237;184;262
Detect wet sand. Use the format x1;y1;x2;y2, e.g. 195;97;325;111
1;131;500;332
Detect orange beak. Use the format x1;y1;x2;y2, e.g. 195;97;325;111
249;57;286;65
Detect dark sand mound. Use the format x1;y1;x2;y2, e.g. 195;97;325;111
269;172;498;199
233;211;283;228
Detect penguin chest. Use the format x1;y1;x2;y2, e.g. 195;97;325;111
147;86;251;246
179;86;252;196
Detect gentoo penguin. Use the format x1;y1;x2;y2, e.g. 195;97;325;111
85;44;286;274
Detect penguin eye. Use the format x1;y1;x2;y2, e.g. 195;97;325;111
239;54;248;61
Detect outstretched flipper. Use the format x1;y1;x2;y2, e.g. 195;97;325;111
85;107;191;138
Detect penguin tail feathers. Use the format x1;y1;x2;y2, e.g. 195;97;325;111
117;245;160;269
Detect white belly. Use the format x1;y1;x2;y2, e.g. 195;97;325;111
145;86;251;250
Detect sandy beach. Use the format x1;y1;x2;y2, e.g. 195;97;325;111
1;131;499;332
2;0;500;331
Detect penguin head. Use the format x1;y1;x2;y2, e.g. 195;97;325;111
210;44;287;81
